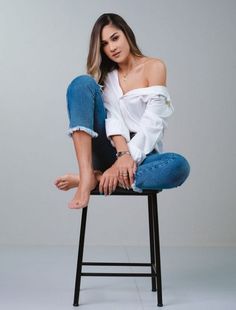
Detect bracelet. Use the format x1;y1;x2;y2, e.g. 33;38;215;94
116;151;131;158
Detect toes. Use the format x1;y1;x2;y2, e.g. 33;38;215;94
54;177;64;185
56;183;62;188
61;185;68;190
60;186;68;191
56;181;68;190
68;201;88;209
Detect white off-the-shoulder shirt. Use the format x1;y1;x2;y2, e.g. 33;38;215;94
102;69;174;165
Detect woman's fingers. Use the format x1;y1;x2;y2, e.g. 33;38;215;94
99;172;119;195
107;178;112;195
103;178;110;195
124;176;130;188
118;174;124;188
117;160;137;189
99;176;105;193
107;178;116;195
102;177;117;195
119;171;129;189
128;168;134;186
119;170;134;189
118;176;124;188
112;178;118;193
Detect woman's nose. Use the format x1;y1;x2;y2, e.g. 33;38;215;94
109;43;116;52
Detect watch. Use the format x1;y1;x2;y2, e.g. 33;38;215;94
116;151;131;158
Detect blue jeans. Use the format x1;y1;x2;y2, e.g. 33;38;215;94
66;75;190;192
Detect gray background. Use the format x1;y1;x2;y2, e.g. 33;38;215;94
0;0;235;247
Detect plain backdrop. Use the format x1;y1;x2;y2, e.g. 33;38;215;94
0;0;235;247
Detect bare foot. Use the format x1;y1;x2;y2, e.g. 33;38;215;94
68;171;98;209
54;174;79;191
54;170;102;191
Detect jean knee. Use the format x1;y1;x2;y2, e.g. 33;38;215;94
175;154;191;186
66;75;98;97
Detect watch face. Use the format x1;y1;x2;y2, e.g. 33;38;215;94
116;151;130;158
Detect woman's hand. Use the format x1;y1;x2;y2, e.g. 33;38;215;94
99;165;119;195
113;154;137;189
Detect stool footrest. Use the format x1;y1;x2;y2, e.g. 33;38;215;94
80;262;157;277
81;272;157;277
83;261;153;267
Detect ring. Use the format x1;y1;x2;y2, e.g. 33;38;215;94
122;173;128;176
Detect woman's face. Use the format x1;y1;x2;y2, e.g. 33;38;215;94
101;24;131;63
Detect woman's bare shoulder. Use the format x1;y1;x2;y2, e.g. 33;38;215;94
144;57;167;86
144;57;167;72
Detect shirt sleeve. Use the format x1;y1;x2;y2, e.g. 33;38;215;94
127;93;174;165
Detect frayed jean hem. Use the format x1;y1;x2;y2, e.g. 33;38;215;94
131;182;143;193
67;126;98;138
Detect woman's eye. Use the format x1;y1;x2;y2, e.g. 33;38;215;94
101;36;119;47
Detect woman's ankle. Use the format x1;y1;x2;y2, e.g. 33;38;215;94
79;166;94;175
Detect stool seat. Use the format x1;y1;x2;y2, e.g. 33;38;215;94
72;186;164;307
90;185;162;195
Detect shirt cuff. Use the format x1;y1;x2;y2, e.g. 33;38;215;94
105;118;130;147
128;142;146;165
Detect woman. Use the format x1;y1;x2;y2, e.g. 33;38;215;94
54;13;190;209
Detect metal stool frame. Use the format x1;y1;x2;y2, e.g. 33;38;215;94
73;186;163;307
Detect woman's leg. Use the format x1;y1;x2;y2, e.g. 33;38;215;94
68;131;98;208
65;75;116;208
132;152;190;192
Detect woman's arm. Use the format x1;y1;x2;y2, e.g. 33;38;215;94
99;88;135;193
127;59;174;164
110;135;129;152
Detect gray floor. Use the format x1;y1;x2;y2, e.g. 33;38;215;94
0;245;236;309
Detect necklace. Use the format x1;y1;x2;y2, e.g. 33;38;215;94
119;59;139;82
119;57;151;82
121;73;128;81
121;69;136;82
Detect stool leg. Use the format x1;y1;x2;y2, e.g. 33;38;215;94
148;195;157;291
73;206;88;307
151;193;163;307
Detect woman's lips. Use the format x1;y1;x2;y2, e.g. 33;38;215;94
113;52;121;57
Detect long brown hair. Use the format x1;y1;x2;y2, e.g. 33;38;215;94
87;13;144;85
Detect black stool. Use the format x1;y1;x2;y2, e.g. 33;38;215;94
73;186;164;307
